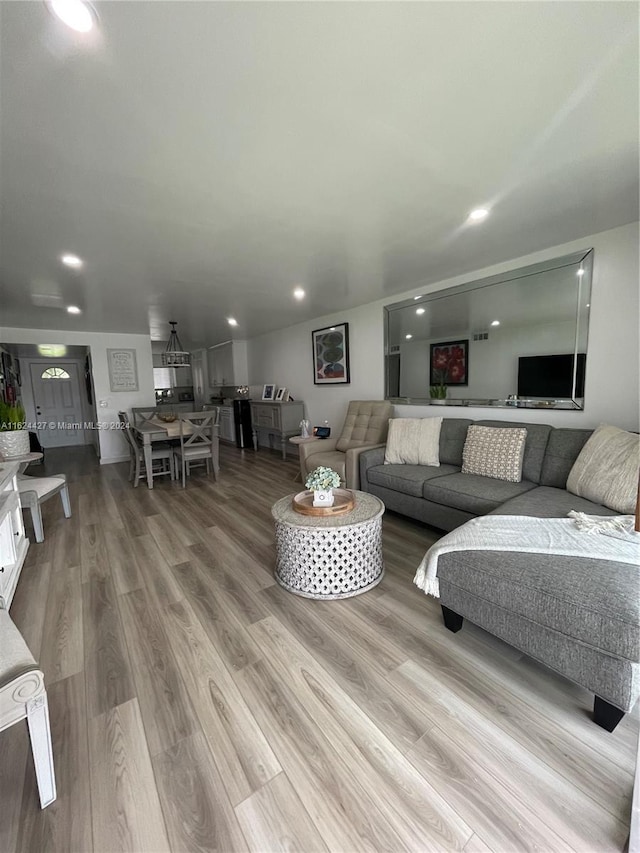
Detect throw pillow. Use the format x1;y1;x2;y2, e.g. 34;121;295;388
384;417;442;466
462;425;527;482
566;424;639;514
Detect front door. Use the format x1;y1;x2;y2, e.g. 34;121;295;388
29;362;85;447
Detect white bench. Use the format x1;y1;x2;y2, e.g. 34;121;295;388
0;607;56;808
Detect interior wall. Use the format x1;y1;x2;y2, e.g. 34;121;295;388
248;301;383;436
0;328;154;463
399;319;578;400
248;221;639;432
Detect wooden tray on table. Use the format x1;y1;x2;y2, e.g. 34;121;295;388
292;488;355;517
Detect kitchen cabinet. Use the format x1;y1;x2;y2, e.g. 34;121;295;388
208;341;248;388
218;406;235;443
250;401;305;459
0;461;29;609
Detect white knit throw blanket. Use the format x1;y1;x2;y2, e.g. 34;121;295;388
414;513;640;598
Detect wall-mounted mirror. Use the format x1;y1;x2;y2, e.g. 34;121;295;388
384;249;592;410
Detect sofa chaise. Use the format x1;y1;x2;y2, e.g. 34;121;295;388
359;418;639;731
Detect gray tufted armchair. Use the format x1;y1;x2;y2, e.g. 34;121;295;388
298;400;393;490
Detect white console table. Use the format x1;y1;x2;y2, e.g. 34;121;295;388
0;461;29;608
250;401;305;460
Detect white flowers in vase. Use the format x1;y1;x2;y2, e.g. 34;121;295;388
305;466;341;491
305;466;340;507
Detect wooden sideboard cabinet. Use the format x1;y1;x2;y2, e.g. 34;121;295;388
250;401;305;460
0;461;29;609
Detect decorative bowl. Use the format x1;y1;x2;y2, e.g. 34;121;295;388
157;413;177;423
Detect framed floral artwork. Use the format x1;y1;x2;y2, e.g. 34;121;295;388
312;322;350;385
430;339;468;386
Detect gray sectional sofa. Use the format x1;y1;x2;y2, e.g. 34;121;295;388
359;418;639;731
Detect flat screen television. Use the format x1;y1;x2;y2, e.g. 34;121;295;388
517;353;586;398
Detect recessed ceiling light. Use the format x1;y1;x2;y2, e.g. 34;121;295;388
405;334;413;340
61;253;83;268
491;319;500;326
293;287;305;300
413;296;422;301
586;303;590;308
67;305;82;314
48;0;96;33
468;208;490;223
416;308;425;315
227;317;238;327
577;268;585;277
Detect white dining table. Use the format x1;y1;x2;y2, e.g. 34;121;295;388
132;417;192;489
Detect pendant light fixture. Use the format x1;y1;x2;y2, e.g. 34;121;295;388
162;321;191;367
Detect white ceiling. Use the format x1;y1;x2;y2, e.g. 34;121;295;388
0;1;637;349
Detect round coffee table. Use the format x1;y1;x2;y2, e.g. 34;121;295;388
271;490;385;599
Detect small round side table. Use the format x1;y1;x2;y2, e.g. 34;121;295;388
0;451;43;474
271;490;385;599
288;435;320;482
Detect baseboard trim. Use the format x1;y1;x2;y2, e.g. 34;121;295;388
100;454;129;465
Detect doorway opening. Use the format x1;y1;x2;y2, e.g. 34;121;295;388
0;343;98;454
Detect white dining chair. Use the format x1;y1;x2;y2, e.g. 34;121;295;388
173;410;220;488
0;606;56;809
130;406;159;425
118;412;174;487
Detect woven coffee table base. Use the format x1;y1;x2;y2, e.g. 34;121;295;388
271;491;384;599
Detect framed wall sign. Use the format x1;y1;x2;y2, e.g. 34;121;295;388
312;322;350;385
107;348;139;392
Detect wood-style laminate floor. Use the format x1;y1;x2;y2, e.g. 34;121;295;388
1;444;637;852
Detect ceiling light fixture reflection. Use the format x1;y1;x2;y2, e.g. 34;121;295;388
67;305;82;314
416;308;425;315
413;296;422;301
467;208;490;223
61;253;83;268
293;287;305;300
227;318;238;327
48;0;95;32
577;268;585;277
491;319;500;326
